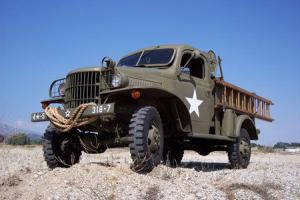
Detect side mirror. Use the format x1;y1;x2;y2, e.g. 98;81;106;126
176;67;182;76
208;50;217;73
101;56;116;69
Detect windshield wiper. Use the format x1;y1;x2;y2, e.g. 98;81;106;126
136;46;160;66
134;64;147;68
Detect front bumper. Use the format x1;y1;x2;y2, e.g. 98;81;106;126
31;103;115;122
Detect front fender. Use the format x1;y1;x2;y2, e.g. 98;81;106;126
101;87;192;133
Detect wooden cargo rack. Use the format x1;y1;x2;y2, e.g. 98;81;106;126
214;79;274;122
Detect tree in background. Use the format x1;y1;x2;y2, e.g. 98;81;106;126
31;138;43;145
273;142;300;149
5;133;31;145
0;134;4;143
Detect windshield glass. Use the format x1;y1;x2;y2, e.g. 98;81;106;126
118;52;142;67
118;48;174;67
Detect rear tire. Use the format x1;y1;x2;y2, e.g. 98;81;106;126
228;128;251;169
129;106;164;173
43;124;82;169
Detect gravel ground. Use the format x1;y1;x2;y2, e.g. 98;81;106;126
0;144;299;200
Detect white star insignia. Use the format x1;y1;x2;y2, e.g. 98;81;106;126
65;110;71;118
185;89;203;117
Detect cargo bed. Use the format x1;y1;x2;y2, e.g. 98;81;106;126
214;79;274;122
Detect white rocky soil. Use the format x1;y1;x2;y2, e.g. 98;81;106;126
0;144;299;200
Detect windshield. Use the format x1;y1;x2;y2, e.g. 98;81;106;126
118;48;174;67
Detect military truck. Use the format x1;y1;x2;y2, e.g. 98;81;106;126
31;44;273;172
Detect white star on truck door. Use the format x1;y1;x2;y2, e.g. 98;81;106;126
185;90;203;117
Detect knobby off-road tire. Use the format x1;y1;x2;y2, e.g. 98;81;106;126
163;140;184;167
228;128;251;169
129;106;164;173
43;124;82;169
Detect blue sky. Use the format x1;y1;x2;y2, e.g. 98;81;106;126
0;0;299;145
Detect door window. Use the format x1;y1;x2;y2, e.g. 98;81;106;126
180;53;205;79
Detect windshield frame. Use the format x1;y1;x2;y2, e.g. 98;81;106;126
117;48;176;68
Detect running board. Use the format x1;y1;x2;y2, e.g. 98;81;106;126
187;132;236;142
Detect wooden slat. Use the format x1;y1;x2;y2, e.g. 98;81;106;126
215;79;274;122
215;79;274;104
237;92;240;109
215;103;274;122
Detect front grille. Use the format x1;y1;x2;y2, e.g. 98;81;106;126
65;70;114;108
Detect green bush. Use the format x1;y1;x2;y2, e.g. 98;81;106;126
257;146;275;153
252;143;275;153
30;138;42;145
5;133;31;145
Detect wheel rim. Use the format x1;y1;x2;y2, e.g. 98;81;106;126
239;139;250;160
147;122;160;154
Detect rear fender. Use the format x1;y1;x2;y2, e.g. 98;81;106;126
235;115;258;140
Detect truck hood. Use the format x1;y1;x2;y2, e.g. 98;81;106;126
116;67;162;84
68;67;102;75
68;67;163;84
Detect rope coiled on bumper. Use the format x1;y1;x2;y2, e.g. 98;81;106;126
44;102;97;132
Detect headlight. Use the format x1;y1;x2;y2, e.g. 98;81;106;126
111;74;122;87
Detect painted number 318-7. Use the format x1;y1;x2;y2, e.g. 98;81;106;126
91;104;112;114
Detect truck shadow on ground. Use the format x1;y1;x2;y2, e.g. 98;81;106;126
179;162;230;172
87;161;230;172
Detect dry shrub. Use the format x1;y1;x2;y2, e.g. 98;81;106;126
218;182;282;200
258;146;275;153
161;171;172;181
1;174;22;187
19;167;32;174
144;185;160;200
25;144;40;148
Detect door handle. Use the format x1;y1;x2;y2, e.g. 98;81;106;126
205;91;210;98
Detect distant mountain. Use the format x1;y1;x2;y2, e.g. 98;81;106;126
0;121;42;140
0;122;15;136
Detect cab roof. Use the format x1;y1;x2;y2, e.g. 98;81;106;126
120;44;206;59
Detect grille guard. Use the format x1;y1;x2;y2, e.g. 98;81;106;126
64;69;114;108
31;103;115;122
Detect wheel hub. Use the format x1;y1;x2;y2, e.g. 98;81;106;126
240;139;250;159
148;123;160;153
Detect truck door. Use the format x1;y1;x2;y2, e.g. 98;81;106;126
176;51;214;134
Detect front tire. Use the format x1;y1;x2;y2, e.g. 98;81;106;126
43;124;82;169
228;128;251;169
129;106;164;173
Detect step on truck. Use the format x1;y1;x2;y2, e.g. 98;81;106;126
31;44;273;172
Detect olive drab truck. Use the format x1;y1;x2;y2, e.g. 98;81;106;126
31;44;273;172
